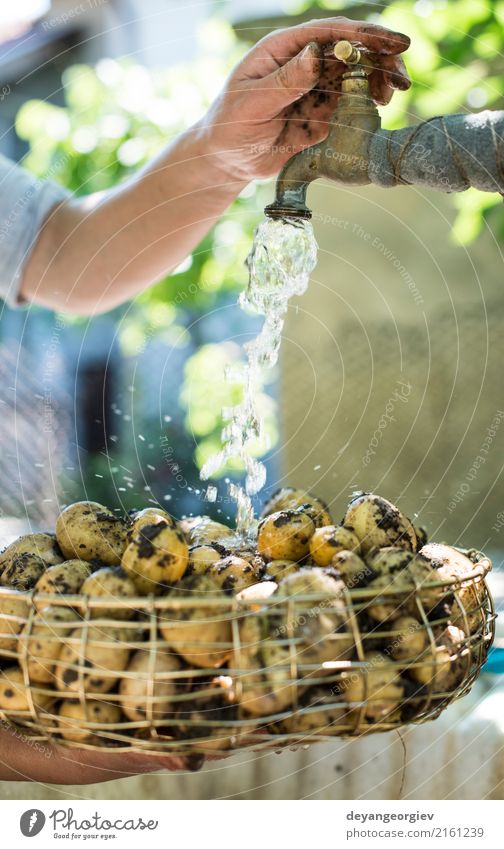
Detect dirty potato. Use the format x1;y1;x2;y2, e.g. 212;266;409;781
421;543;487;634
341;651;404;722
0;553;47;591
34;560;92;606
331;550;372;589
122;522;189;595
235;615;297;717
182;516;234;546
19;605;79;684
56;502;127;566
0;666;53;713
262;488;332;528
159;573;231;668
309;525;360;567
187;544;226;576
55;625;132;694
119;647;181;722
0;533;63;580
409;625;468;692
276;568;354;665
344;493;417;553
57;699;122;744
389;615;428;662
127;507;177;542
263;559;299;581
257;510;315;561
209;555;265;593
0;591;30;653
80;566;138;620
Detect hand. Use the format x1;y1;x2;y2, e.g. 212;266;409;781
198;17;410;182
0;726;203;785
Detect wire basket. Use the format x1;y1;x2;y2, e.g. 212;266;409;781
0;550;495;758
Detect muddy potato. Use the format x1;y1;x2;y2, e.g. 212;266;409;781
236;615;297;717
182;516;234;546
331;550;372;589
0;592;30;652
309;525;360;567
276;568;354;665
122;522;189;595
262;488;332;528
365;550;441;621
344;493;417;554
421;543;487;634
187;544;225;576
257;510;315;561
0;553;47;591
341;651;404;722
264;559;299;581
365;573;410;623
19;605;79;684
80;566;138;620
210;555;265;593
279;687;349;736
57;699;122;744
119;647;181;722
410;625;468;692
389;615;428;662
34;560;92;607
0;534;63;583
159;573;231;668
0;666;53;713
127;508;177;543
56;502;127;565
55;625;132;694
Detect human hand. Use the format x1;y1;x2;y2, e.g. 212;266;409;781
0;725;203;785
198;17;410;182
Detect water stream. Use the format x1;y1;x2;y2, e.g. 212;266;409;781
200;216;318;541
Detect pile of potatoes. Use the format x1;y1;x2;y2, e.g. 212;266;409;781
0;491;492;751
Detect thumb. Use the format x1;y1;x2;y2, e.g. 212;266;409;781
256;41;322;118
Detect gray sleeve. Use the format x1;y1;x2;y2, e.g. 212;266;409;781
0;152;72;308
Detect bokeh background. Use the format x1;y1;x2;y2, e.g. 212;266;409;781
1;0;504;800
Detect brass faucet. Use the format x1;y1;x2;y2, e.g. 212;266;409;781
264;40;504;219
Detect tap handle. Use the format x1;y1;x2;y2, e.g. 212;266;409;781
334;40;362;64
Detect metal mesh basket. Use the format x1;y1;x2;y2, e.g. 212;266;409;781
0;551;495;757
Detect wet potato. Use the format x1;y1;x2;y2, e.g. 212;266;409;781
331;549;372;589
421;543;487;634
56;502;128;566
344;493;417;553
0;666;53;713
122;522;189;595
80;566;138;620
55;624;133;694
119;647;182;722
187;544;226;576
261;488;332;528
0;591;30;653
182;516;234;547
309;525;361;567
210;555;265;593
257;509;315;561
57;699;122;744
409;625;468;692
34;560;92;606
19;605;79;685
263;559;299;581
341;651;404;723
0;553;47;591
0;533;63;580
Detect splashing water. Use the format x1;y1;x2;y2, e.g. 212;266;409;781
200;216;318;540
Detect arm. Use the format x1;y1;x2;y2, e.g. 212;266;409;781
21;17;410;315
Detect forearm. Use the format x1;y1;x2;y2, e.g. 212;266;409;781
21;124;246;314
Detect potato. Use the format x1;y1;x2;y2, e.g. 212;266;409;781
235;615;297;717
56;501;127;566
421;543;487;634
181;516;234;546
261;488;332;528
389;615;428;662
187;544;225;576
365;573;409;623
34;560;92;606
127;507;177;542
257;510;315;561
344;493;417;553
340;651;404;722
279;686;348;736
410;625;468;692
365;546;417;577
0;553;46;591
414;525;428;550
264;559;299;581
365;550;440;622
80;566;138;620
309;525;360;567
159;573;231;668
57;699;122;744
331;550;372;588
210;555;265;593
0;533;63;579
0;666;53;713
0;591;29;652
55;625;132;694
122;522;188;595
235;581;278;612
119;647;181;722
19;605;79;684
276;569;354;665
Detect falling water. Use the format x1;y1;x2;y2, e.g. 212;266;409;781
200;216;318;540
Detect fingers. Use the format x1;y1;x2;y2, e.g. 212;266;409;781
250;42;323;120
379;53;411;91
368;70;395;106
